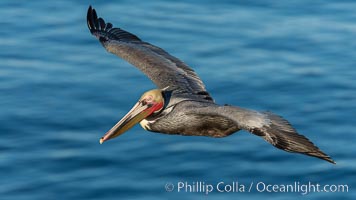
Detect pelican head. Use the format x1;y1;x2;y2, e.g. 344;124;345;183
100;89;165;144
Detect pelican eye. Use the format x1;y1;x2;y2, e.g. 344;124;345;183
141;100;147;106
140;99;154;108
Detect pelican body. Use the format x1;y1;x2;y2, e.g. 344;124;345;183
87;6;335;164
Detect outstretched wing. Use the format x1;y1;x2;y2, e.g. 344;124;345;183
87;6;213;101
193;105;335;164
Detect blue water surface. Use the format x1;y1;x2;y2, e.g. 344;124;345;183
1;0;355;199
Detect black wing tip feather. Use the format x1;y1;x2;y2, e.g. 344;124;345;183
87;6;105;32
309;151;336;164
87;5;142;43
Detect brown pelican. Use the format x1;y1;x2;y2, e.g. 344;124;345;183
87;6;335;164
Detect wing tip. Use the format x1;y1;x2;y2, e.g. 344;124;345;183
87;5;94;32
86;5;142;43
87;5;109;39
324;157;336;164
252;112;336;164
306;150;336;164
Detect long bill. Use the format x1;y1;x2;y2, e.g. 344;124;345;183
99;101;152;144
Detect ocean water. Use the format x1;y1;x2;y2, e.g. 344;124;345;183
1;0;355;199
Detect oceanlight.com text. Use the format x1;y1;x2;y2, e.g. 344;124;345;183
164;181;348;195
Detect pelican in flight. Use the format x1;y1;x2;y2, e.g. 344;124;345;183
87;6;335;164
